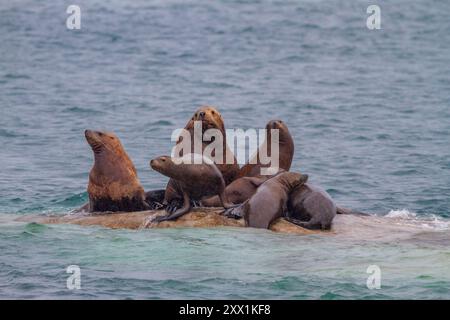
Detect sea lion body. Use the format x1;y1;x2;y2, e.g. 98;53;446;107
238;120;294;178
201;174;279;207
164;106;240;210
286;183;336;230
147;154;236;224
85;130;150;212
227;172;308;229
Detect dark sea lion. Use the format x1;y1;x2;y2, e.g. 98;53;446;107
227;172;308;229
285;183;336;230
164;106;240;211
285;183;370;230
85;130;150;212
145;154;237;226
238;120;294;178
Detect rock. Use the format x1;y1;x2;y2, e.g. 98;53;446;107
18;208;317;235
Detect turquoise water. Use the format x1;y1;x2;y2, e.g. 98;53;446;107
1;0;449;299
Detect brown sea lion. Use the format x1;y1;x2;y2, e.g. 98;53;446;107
85;130;150;212
285;183;336;230
226;172;308;229
145;154;237;226
238;120;294;178
164;106;240;212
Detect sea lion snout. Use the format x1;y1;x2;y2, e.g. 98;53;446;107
267;120;284;130
85;129;104;140
85;129;97;146
85;129;92;139
84;129;102;146
150;156;170;172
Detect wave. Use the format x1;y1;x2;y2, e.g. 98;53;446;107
385;209;449;231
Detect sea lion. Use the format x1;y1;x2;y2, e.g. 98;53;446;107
238;120;294;178
145;154;237;226
84;130;150;212
285;183;336;230
285;184;371;230
226;172;308;229
164;106;240;211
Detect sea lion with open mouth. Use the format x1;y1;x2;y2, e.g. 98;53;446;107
238;120;294;178
225;172;308;229
84;130;150;212
145;153;237;226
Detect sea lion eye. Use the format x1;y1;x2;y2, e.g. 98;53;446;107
211;110;215;115
98;132;103;136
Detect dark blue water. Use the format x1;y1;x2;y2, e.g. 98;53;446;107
1;0;449;299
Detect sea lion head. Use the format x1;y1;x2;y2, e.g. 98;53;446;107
279;172;309;190
150;155;177;179
187;106;225;133
150;154;215;181
85;130;124;157
265;120;292;144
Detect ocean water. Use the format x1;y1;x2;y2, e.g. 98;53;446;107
1;0;449;299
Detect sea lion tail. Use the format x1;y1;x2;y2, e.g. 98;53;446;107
336;206;371;216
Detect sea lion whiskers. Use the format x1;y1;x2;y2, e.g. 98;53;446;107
96;139;118;155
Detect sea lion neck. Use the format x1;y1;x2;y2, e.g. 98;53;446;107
153;158;184;181
93;147;135;179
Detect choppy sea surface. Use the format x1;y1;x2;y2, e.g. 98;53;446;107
1;0;449;299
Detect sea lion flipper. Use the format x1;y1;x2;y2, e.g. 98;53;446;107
222;202;245;219
166;198;184;213
144;193;192;227
163;191;192;221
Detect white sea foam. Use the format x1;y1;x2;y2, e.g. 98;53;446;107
386;209;417;219
385;209;449;231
